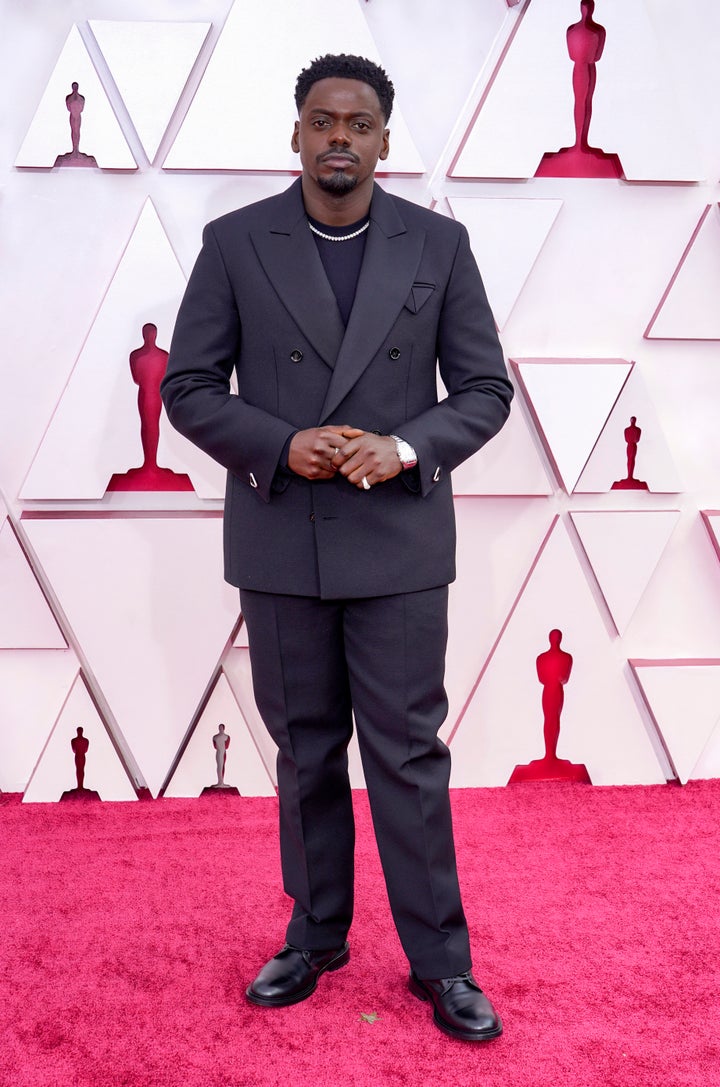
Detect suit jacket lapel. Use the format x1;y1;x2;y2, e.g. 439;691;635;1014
318;184;425;423
250;179;345;370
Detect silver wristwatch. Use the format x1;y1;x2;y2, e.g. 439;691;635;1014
390;434;418;470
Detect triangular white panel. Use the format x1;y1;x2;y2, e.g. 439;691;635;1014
14;25;136;169
512;359;632;493
21;201;224;501
23;673;137;802
451;0;574;179
571;511;681;635
702;512;720;565
451;400;553;496
165;672;275;797
89;21;211;163
646;205;720;340
450;0;702;181
449;519;667;786
447;198;562;330
164;0;424;172
0;651;78;792
619;514;720;658
575;369;683;493
631;661;720;783
0;513;65;649
22;516;239;797
443;499;555;744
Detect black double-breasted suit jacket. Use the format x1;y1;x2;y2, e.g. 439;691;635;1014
161;179;513;599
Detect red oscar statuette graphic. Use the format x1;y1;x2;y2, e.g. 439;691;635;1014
611;415;649;491
535;0;623;179
508;630;591;784
60;727;101;801
54;82;98;168
107;323;193;492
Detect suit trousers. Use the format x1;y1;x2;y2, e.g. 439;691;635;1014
239;585;472;979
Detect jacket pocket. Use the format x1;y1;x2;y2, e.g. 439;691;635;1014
404;282;435;314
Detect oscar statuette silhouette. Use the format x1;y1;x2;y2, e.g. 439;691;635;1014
536;0;623;178
508;630;591;783
201;724;240;797
54;82;98;168
60;727;101;800
611;416;649;490
108;324;193;492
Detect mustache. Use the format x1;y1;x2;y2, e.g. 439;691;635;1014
317;151;359;166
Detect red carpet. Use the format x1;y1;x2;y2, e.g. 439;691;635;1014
1;782;718;1087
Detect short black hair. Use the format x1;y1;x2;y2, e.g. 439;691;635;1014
294;54;394;123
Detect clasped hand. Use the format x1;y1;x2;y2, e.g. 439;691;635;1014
287;425;402;489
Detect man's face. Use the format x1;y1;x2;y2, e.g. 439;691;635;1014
291;77;390;197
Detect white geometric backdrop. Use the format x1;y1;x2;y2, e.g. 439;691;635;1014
2;0;720;800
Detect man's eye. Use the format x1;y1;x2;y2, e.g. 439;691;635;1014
353;122;369;131
312;119;330;128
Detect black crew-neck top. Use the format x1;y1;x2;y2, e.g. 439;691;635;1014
306;214;370;327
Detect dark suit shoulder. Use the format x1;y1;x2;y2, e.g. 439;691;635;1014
206;180;303;239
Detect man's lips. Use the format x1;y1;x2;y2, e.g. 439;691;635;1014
319;153;358;168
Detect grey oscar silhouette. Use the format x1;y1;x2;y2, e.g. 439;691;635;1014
54;82;98;168
201;724;240;797
60;727;101;800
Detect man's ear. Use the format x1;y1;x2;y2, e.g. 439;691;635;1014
379;128;390;162
291;120;300;154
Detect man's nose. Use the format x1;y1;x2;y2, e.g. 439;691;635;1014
329;124;351;145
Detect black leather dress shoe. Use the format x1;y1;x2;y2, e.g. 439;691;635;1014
246;943;350;1007
409;970;503;1041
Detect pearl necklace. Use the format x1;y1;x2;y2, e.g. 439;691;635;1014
307;219;370;242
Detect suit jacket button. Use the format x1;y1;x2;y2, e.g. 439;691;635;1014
290;349;303;363
389;347;401;360
309;512;315;522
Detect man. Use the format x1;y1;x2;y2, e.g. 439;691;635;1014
161;54;513;1041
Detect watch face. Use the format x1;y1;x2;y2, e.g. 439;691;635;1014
396;439;417;467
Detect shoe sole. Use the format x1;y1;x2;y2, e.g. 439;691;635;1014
246;946;350;1008
408;974;503;1042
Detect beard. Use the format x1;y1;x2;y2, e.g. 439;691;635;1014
317;170;359;196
